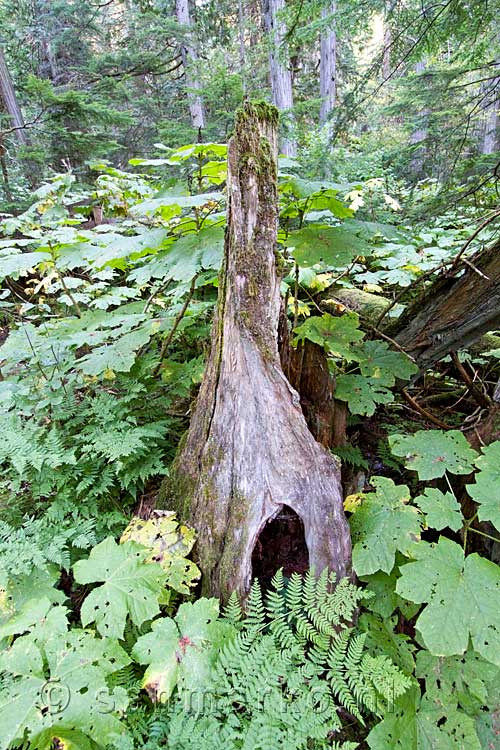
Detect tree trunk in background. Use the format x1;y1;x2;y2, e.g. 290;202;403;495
409;60;429;179
175;0;205;132
0;45;29;147
238;0;247;93
162;102;351;600
263;0;297;156
319;2;336;127
382;17;391;81
394;241;500;371
482;77;499;154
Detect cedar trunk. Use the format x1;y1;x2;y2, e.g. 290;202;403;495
163;102;351;600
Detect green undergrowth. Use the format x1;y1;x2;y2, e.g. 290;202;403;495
0;136;499;748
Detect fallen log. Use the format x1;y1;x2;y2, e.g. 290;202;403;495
393;240;500;370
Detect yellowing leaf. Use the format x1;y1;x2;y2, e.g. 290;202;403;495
120;510;201;594
344;493;364;512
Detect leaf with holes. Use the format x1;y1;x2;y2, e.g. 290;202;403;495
292;312;364;358
0;629;129;750
73;537;167;638
416;649;500;717
396;537;500;666
350;477;422;575
335;374;394;416
414;488;463;532
353;340;418;386
389;430;478;480
120;511;201;594
132;598;220;703
467;441;500;531
367;686;484;750
285;225;367;268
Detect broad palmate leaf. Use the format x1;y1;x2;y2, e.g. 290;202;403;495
0;630;129;750
389;430;477;480
132;598;220;703
396;537;500;666
73;537;167;638
466;441;500;531
350;477;422;575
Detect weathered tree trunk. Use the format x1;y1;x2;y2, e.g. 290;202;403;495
263;0;297;156
175;0;205;132
163;102;351;600
394;241;500;370
319;2;336;127
482;76;499;155
0;45;29;147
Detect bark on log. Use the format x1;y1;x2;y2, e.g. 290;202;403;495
394;241;500;370
162;102;351;600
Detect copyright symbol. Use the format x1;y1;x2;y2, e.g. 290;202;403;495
39;679;71;714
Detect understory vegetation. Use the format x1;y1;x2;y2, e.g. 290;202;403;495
1;0;499;748
0;139;498;749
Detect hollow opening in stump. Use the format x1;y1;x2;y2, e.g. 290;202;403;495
251;505;309;588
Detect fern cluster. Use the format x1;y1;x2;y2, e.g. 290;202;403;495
154;570;410;750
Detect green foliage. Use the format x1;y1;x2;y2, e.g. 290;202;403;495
292;313;417;415
389;429;478;480
132;598;221;703
396;537;500;666
159;570;410;749
467;442;500;531
0;623;130;750
414;488;463;532
350;477;422;575
73;537;167;639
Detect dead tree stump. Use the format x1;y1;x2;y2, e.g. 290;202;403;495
162;102;351;599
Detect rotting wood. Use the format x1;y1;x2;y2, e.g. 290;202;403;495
161;101;351;600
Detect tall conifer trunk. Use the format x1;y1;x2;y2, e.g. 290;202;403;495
175;0;205;132
163;102;351;600
0;45;29;146
263;0;297;156
319;2;336;127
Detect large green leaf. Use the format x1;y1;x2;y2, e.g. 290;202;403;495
161;224;224;281
389;430;478;480
0;251;51;280
285;225;367;268
73;537;167;638
467;441;500;531
0;629;129;750
130;224;224;285
132;598;220;703
77;324;154;376
416;649;500;717
335;374;394;416
367;686;484;750
414;488;463;532
353;340;418;386
396;537;500;665
350;477;422;575
133;190;222;217
292;312;364;358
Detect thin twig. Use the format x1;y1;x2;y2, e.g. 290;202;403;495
401;388;454;429
451;352;492;409
152;274;199;376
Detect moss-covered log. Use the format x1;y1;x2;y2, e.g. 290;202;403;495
162;102;351;600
